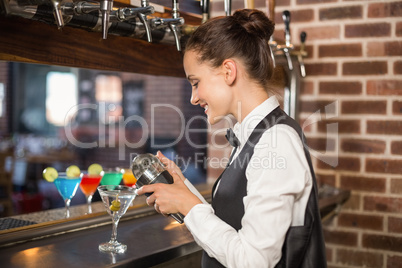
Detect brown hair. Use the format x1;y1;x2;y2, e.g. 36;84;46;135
185;9;275;87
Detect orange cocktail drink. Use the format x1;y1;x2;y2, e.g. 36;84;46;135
122;169;137;187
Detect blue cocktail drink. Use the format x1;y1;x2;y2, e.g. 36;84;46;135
54;172;81;218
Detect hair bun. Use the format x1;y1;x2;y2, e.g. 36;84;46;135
233;9;275;40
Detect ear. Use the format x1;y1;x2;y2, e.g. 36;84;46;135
222;59;237;86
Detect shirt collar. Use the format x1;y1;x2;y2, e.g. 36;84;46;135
232;95;280;148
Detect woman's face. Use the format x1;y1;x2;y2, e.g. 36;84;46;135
183;50;234;125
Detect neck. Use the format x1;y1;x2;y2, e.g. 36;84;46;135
232;86;269;123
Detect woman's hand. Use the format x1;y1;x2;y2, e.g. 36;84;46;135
136;151;203;217
156;151;186;182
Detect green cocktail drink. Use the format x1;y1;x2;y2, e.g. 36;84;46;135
100;171;123;185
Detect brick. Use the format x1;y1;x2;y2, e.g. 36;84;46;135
301;26;340;40
363;234;402;252
345;23;391;38
306;137;336;152
397;21;402;36
341;101;386;114
389;216;402;233
388;255;402;268
342;193;360;210
390;178;402;194
391;140;402;155
319;81;362;95
316;173;335;186
299;100;336;114
317;156;360;172
300;80;314;95
364;195;402;213
393;101;402;115
274;9;314;24
367;80;402;95
319;43;362;58
395;61;402;74
367;120;402;135
336;248;383;268
317;119;360;134
340;175;386;193
343;61;387;75
367;41;402;57
338;212;383;230
320;6;362;20
323;229;358;246
305;63;337;76
366;158;402;174
368;2;402;18
341;138;385;154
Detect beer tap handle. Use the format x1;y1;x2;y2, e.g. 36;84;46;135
200;0;209;23
169;23;181;51
298;31;307;77
170;0;183;51
281;10;293;70
100;0;113;39
138;12;152;42
224;0;231;16
300;31;306;52
51;0;64;28
138;0;153;42
282;10;290;46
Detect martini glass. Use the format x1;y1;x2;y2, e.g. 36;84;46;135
79;171;104;214
98;185;137;253
54;172;82;218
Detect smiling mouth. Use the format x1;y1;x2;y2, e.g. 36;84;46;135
203;104;208;114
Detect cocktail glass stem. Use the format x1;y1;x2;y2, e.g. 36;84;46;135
64;198;71;218
110;215;120;244
86;195;93;214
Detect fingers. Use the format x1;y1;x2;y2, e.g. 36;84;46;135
171;170;182;183
157;151;186;182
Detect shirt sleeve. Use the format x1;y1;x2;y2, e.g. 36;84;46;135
184;125;312;268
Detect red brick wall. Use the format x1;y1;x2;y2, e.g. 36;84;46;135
210;1;402;267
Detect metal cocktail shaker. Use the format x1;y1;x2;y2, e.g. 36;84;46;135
132;153;185;224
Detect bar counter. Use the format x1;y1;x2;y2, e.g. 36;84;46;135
0;184;349;268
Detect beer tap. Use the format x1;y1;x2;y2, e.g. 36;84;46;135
200;0;209;23
224;0;231;16
297;31;307;77
100;0;113;39
277;10;293;70
50;0;64;28
151;0;183;51
136;0;153;42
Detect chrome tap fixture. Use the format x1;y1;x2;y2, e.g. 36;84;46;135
114;4;155;42
100;0;113;39
224;0;231;16
200;0;209;23
150;0;183;51
276;10;293;70
50;0;64;28
135;0;153;42
61;1;100;15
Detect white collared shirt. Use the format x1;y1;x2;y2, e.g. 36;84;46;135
184;96;312;268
